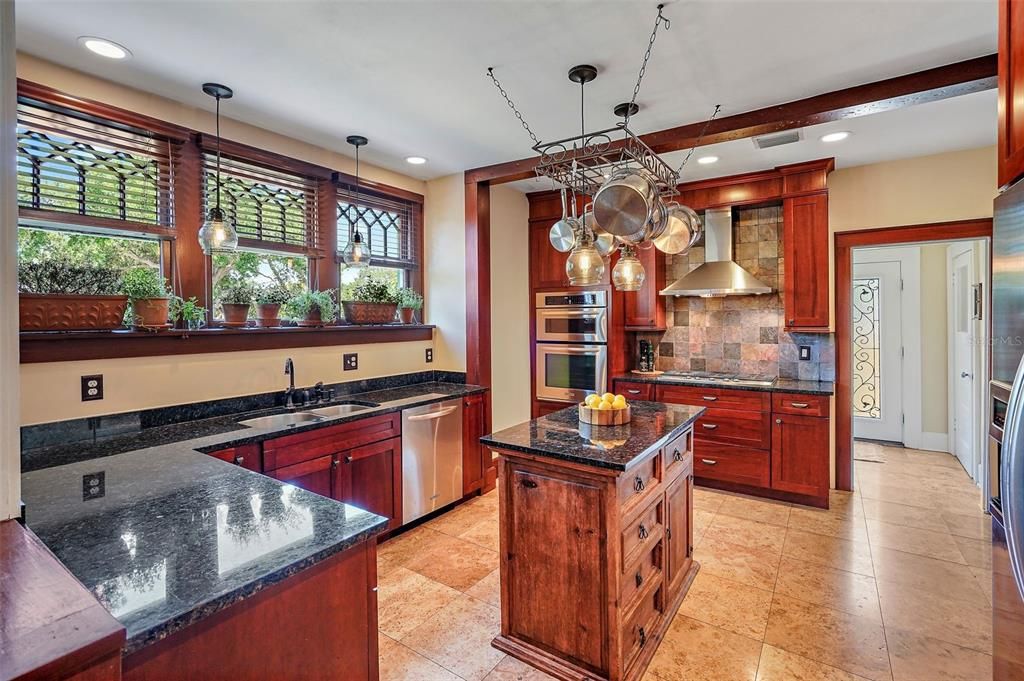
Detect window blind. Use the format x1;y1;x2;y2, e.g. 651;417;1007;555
16;100;178;231
337;189;419;270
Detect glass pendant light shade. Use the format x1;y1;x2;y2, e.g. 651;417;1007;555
565;233;606;286
342;230;370;269
198;206;238;254
612;244;646;291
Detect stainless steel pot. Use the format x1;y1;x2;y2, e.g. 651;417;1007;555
549;188;578;253
593;169;658;238
583;205;616;257
652;202;702;254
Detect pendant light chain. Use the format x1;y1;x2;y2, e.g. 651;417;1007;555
487;67;540;146
674;104;723;178
214;94;222;212
352;145;360;241
621;3;670;130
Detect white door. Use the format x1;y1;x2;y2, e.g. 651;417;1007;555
853;261;904;442
951;248;976;477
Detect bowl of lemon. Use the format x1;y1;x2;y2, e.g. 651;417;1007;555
579;392;631;425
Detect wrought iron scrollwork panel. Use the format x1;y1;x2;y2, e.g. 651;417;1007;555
852;277;881;420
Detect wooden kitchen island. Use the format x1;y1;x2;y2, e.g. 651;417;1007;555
480;401;705;681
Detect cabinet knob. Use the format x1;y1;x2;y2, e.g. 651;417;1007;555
635;572;643;588
639;627;647;647
234;456;245;465
776;418;783;424
788;318;795;325
345;455;354;464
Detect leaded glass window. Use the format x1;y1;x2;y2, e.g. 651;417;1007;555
853;277;881;419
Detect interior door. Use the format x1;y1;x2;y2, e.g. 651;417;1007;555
952;248;977;478
852;261;904;442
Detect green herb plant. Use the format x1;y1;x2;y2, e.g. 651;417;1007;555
219;277;257;306
397;287;423;311
122;267;170;300
341;271;399;305
18;262;124;295
171;296;208;329
255;284;292;305
284;289;338;322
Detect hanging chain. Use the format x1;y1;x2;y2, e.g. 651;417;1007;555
622;4;670;130
487;67;540;146
675;104;723;178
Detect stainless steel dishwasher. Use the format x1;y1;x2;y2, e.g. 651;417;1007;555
402;398;463;524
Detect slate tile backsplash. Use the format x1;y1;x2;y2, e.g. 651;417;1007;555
644;205;835;382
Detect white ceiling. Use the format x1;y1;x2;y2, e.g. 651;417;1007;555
16;0;996;182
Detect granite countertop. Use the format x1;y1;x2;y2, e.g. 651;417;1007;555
481;401;705;471
19;381;487;654
615;374;834;396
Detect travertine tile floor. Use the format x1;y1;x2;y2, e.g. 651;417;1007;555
377;442;992;681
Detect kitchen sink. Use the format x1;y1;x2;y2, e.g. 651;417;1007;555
238;412;324;429
308;403;378;418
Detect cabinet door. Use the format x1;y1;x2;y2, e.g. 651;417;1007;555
783;193;829;330
664;468;693;602
1000;0;1024;187
334;437;402;530
271;455;335;498
530;220;569;289
207;443;262;472
771;413;830;499
463;392;488;495
623;247;666;330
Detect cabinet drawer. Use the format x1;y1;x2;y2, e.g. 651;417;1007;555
772;393;830;417
663;430;693;482
614;380;654;400
655;384;770;412
622;582;664;672
207;444;262;472
621;541;663;610
693;442;770;488
618;452;662;517
622;498;663;570
263;412;401;471
695;408;771;449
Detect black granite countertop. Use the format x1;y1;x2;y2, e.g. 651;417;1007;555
614;374;834;396
481;401;705;471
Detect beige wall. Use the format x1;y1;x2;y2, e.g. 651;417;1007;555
920;244;949;434
424;174;467;373
489;185;530;430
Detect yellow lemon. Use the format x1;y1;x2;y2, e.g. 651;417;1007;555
597;400;612;410
612;397;627;409
602;393;615;403
615;394;626;402
584;394;601;408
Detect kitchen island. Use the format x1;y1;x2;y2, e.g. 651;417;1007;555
481;400;705;681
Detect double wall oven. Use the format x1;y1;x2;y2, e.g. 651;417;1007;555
534;291;608;404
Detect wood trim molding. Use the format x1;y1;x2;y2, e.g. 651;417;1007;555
465;55;996;185
197;134;333;180
20;325;435;363
332;172;425;205
834;218;993;491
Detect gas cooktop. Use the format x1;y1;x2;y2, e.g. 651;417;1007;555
660;371;778;388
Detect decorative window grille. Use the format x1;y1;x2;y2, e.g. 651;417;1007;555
337;191;419;271
16;100;177;232
853;277;881;419
202;153;320;254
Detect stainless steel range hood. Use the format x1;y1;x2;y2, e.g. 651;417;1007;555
660;206;774;297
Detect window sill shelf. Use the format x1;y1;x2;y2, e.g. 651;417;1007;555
20;324;435;363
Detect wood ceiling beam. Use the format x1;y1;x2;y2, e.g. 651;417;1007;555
465;54;997;185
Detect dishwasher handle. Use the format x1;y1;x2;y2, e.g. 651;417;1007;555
406;405;459;422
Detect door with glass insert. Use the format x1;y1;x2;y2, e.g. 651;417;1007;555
852;261;904;442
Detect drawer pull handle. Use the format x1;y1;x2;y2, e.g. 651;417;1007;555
702;396;718;402
345;455;354;464
634;476;646;492
776;418;783;424
672;449;683;462
639;627;647;647
702;423;718;430
627;389;642;395
701;458;717;465
790;402;809;409
521;478;538;489
638;524;649;539
635;572;643;588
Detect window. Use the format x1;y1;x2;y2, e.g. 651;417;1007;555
211;250;308;319
18;226;162;275
337;190;420;290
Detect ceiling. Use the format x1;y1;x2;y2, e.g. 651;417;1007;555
16;0;997;182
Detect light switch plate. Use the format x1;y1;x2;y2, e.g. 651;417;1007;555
799;345;812;361
343;353;358;371
425;348;433;363
81;375;104;401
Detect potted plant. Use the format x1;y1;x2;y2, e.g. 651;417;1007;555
123;267;172;329
397;287;423;324
18;262;128;331
255;284;291;328
284;290;337;327
219;277;255;327
341;272;399;324
171;296;207;331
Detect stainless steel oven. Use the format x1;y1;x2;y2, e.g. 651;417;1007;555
535;343;608;403
535;291;608;343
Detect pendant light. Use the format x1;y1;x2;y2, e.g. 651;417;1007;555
342;135;370;269
612;244;646;291
565;230;605;286
197;83;239;254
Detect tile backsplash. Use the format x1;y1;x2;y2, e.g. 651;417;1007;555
644;206;835;382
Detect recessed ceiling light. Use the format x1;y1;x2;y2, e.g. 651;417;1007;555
697;156;719;165
820;131;851;143
405;156;427;165
78;36;131;60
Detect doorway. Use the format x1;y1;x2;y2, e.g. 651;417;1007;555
949;242;983;482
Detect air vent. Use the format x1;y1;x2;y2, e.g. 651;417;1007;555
753;130;802;149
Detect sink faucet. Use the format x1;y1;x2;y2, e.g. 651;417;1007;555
284;358;296;408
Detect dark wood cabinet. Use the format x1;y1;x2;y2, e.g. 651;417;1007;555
782;192;830;331
207;443;262;472
613;379;655;401
771;411;830;499
529;220;570;289
462;392;493;495
334;437;402;531
664;463;693;602
270;455;335;498
1000;0;1024;188
623;247;666;331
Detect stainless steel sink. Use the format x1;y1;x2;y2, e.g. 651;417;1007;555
238;412;323;429
308;403;378;418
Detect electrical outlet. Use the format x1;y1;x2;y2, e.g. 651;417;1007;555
799;345;812;361
343;353;358;371
81;375;104;401
425;348;433;363
82;471;105;501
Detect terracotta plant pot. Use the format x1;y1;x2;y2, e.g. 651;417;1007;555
342;301;398;325
132;297;171;329
399;307;417;324
256;303;281;328
297;307;324;327
221;303;251;327
19;294;129;331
